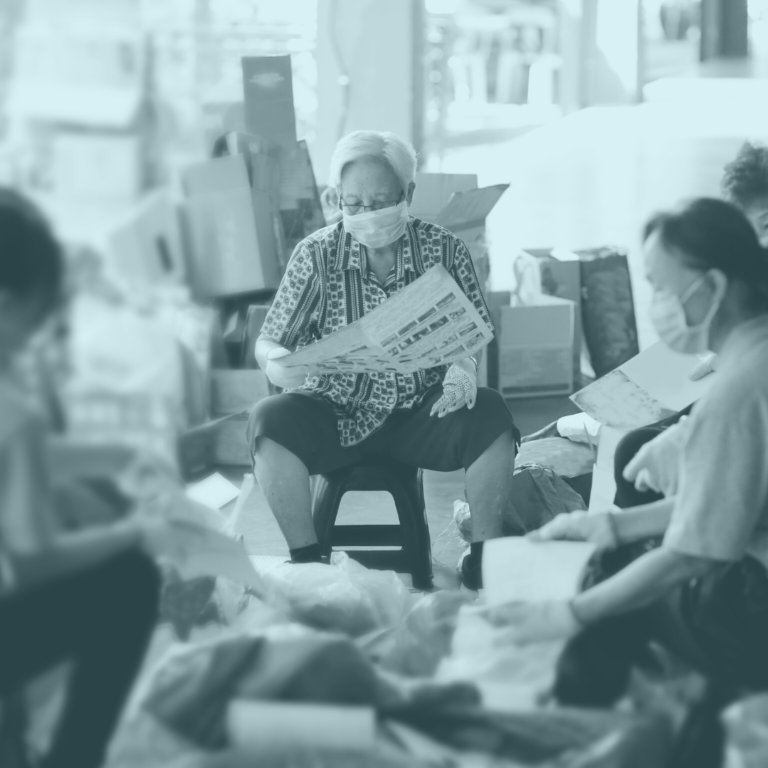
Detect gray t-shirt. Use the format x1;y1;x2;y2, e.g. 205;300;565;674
664;316;768;570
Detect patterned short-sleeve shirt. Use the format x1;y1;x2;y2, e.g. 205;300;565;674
261;217;492;447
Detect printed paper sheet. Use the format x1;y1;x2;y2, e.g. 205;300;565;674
280;265;494;374
483;538;597;606
570;342;714;429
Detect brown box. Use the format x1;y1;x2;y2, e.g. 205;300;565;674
488;292;575;398
209;370;271;466
181;154;281;298
526;248;584;385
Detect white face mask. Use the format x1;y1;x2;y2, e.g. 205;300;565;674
649;272;724;355
342;201;409;249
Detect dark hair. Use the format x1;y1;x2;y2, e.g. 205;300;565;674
0;187;63;309
721;141;768;210
643;197;768;306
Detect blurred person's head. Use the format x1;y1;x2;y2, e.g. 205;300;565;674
721;141;768;247
0;188;63;363
328;131;418;249
642;197;768;356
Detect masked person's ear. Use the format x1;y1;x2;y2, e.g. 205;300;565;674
406;181;416;206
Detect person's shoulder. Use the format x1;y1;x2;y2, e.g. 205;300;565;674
701;328;768;416
408;218;468;267
284;223;343;278
297;221;343;254
409;217;461;242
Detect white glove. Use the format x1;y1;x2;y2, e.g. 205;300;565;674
689;353;718;381
430;359;477;418
623;418;689;497
265;347;310;390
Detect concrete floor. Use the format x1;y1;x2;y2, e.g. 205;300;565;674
225;58;768;586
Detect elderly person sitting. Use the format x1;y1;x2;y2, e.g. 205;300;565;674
247;130;520;589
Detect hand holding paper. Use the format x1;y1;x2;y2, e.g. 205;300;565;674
529;511;618;549
622;418;688;497
265;346;310;389
480;537;595;645
688;353;719;381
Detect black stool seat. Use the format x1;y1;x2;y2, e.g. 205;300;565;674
311;458;433;590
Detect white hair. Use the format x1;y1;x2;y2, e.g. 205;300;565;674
328;130;418;193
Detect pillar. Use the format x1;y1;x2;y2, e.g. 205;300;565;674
313;0;423;186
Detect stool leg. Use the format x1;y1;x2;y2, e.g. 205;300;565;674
311;475;344;557
391;469;433;590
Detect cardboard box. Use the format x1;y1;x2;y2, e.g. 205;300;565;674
525;248;584;385
104;189;186;288
209;369;271;466
242;55;297;149
490;293;575;398
211;370;271;415
410;173;478;221
411;173;507;295
182;154;281;298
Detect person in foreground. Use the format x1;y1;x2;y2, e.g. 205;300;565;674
493;198;768;705
614;140;768;508
0;189;175;768
249;130;520;589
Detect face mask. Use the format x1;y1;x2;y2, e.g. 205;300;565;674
649;272;724;355
343;201;409;249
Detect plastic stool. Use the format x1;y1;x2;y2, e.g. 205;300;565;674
311;459;433;590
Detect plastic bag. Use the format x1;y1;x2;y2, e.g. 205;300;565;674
258;552;413;637
435;605;564;711
367;590;474;678
511;250;543;306
454;464;588;544
723;693;768;768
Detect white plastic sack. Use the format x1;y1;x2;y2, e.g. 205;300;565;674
257;552;413;637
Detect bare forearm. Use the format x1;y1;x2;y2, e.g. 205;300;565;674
572;547;714;624
255;335;284;370
613;497;675;545
7;521;142;593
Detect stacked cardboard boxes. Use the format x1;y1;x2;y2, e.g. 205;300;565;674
527;246;639;381
173;54;329;473
486;291;576;399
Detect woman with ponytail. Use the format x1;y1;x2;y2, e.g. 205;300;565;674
493;198;768;706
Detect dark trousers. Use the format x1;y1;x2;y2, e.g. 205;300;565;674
0;551;160;768
612;405;694;509
555;545;768;708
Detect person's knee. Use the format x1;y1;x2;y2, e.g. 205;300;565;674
248;395;308;454
466;389;519;448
